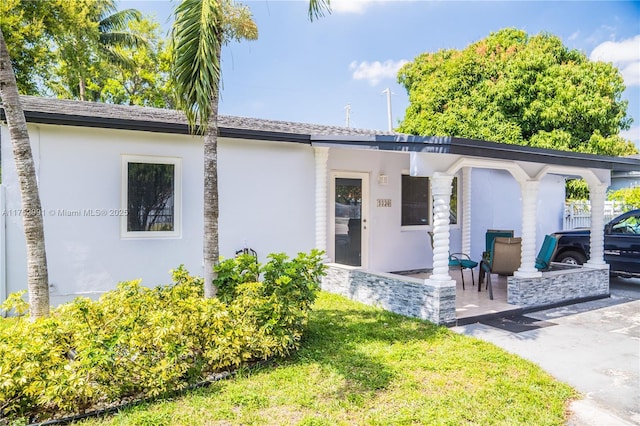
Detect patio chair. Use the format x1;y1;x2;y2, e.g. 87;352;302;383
535;234;558;271
448;253;478;290
428;232;478;290
480;236;522;300
483;229;514;262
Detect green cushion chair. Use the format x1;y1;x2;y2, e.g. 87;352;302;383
449;254;479;290
535;234;558;271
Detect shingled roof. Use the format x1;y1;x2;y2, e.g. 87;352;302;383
15;96;394;141
5;96;640;173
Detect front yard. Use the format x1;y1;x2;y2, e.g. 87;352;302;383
78;291;576;425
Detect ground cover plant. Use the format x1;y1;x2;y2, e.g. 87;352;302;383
78;292;577;426
0;250;324;424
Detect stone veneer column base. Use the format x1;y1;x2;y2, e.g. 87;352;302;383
507;266;609;307
321;264;456;326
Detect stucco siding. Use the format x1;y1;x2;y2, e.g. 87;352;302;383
1;125;315;304
217;137;316;260
326;148;461;273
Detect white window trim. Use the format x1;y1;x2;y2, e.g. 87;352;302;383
121;155;182;239
400;170;460;231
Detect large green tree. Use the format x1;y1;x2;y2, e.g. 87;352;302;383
397;28;638;157
172;0;329;297
97;17;173;107
0;0;68;94
49;0;145;101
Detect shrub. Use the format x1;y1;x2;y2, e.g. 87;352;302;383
608;186;640;210
0;251;325;423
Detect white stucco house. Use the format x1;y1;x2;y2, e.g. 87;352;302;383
2;96;639;324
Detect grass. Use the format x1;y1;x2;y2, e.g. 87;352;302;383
76;291;576;425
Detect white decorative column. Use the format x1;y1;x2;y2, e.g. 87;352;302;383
461;168;472;256
514;180;542;277
430;173;454;281
585;183;607;268
313;147;329;255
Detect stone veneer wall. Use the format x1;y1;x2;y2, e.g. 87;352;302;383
507;267;609;307
321;264;456;325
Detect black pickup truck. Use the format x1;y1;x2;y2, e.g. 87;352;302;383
551;209;640;278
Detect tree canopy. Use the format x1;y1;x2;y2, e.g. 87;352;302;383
1;0;172;107
397;28;638;156
0;0;68;94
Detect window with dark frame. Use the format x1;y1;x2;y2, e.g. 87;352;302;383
127;162;175;232
401;175;458;227
402;175;430;226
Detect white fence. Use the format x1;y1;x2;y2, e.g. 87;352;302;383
563;200;628;230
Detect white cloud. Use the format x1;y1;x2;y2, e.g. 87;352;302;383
349;59;409;86
590;35;640;63
590;35;640;86
568;31;580;41
620;62;640;87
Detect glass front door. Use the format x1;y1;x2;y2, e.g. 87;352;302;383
334;177;363;266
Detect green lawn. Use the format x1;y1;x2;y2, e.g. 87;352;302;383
79;292;576;425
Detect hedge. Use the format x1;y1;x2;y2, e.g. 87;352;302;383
0;250;325;423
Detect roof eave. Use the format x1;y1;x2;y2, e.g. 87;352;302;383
4;109;312;144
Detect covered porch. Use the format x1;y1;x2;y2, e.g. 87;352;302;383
313;136;638;325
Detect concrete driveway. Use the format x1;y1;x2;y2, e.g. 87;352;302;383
453;277;640;425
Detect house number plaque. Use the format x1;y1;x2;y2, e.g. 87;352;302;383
377;199;392;207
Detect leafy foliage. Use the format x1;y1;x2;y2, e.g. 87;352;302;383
74;292;576;426
0;0;68;94
172;0;258;132
566;179;590;201
94;16;174;107
608;186;640;209
398;28;638;156
0;251;325;423
1;0;172;107
48;0;146;101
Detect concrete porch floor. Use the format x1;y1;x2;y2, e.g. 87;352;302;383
408;269;522;323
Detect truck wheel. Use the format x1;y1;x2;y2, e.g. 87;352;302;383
556;251;587;265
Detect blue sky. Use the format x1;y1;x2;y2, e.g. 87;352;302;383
124;0;640;149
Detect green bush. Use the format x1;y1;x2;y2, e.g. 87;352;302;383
0;251;325;423
608;186;640;210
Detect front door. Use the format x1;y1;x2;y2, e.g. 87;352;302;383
332;173;369;267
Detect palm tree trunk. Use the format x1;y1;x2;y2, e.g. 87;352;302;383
0;28;50;318
202;46;221;298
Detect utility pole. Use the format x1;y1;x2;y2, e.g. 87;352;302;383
344;103;351;128
382;88;393;131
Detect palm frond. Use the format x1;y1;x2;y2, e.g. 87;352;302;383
100;46;136;69
99;9;142;33
99;31;147;49
308;0;331;21
172;0;223;132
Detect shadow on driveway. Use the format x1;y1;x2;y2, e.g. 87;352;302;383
453;277;640;425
